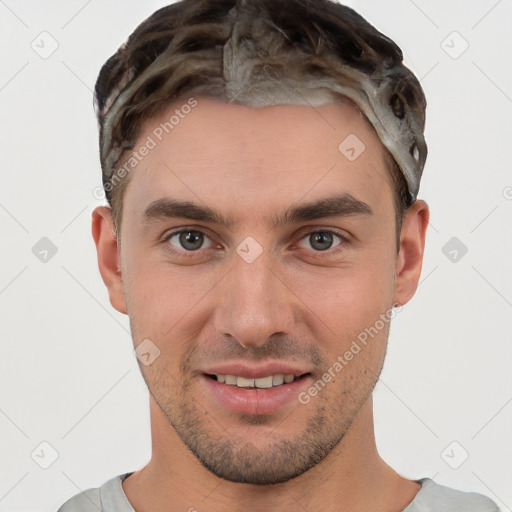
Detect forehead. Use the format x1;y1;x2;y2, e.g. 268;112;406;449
121;96;394;222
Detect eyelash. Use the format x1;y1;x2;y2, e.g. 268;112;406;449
160;227;349;258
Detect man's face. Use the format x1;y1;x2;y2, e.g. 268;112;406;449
112;97;402;484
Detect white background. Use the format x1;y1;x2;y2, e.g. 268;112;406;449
1;0;511;510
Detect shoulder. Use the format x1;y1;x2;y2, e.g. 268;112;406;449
56;473;134;512
405;478;500;512
57;487;101;512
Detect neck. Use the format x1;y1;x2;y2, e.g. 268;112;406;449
123;395;419;512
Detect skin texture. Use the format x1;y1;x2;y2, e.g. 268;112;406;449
92;97;429;511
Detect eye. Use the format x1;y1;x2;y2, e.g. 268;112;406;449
296;230;345;252
167;229;214;252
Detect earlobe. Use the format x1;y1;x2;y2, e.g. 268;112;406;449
393;200;430;306
91;206;128;315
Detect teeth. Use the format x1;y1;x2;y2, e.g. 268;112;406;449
254;376;273;388
236;377;254;387
225;375;237;385
272;374;284;385
215;374;297;388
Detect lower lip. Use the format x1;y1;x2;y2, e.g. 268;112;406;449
201;374;312;415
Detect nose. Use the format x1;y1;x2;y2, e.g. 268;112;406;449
212;247;296;349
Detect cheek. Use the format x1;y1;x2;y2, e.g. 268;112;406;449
298;263;394;320
290;258;395;357
122;251;217;342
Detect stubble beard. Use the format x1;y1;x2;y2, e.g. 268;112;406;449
142;363;382;485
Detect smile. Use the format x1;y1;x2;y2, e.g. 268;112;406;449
202;372;312;415
207;374;304;388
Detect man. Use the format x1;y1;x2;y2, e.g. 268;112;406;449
58;0;499;510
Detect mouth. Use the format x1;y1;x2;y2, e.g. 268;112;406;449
205;373;310;389
201;370;313;415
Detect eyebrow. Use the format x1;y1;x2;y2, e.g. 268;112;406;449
272;193;373;230
141;193;373;229
142;198;233;226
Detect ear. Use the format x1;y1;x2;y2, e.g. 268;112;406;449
91;206;128;315
393;199;429;306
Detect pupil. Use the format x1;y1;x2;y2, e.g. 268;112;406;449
180;231;203;250
311;232;333;251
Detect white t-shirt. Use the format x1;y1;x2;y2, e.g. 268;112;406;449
57;473;500;511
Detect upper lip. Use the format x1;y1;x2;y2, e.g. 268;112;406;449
201;361;311;380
